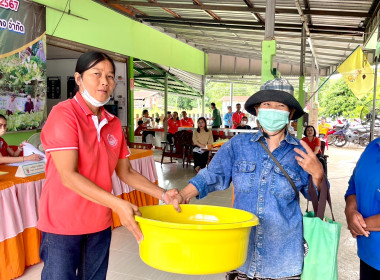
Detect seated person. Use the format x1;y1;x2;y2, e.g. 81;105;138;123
192;117;213;173
167;111;181;145
318;117;331;138
134;120;145;137
302;125;326;174
140;109;155;143
236;116;251;129
180;111;194;127
0;114;44;164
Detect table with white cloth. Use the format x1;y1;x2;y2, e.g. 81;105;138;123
0;148;158;280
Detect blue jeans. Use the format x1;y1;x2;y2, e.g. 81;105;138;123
40;227;112;280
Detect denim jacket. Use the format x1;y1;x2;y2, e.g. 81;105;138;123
189;130;311;278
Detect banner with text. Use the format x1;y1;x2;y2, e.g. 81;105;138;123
0;0;46;131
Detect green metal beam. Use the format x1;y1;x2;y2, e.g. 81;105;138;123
128;57;134;143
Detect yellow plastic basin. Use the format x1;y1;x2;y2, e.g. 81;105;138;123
135;204;259;275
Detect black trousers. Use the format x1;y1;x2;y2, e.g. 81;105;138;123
212;125;220;128
361;260;380;280
167;133;174;145
142;131;155;142
193;150;209;169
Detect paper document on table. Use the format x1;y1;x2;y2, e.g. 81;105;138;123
23;143;46;161
6;143;46;166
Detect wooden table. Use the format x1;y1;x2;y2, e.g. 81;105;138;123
0;148;158;280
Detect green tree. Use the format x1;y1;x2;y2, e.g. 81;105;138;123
318;78;368;118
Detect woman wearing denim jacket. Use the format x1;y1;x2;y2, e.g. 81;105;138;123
174;79;325;280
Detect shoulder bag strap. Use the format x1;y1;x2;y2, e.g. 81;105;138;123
259;139;299;200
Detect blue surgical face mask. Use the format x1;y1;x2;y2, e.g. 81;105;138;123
257;108;290;133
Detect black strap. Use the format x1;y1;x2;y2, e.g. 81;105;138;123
259;139;299;199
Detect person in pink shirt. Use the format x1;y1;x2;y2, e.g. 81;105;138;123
180;111;194;128
38;51;180;280
232;103;245;129
167;111;181;144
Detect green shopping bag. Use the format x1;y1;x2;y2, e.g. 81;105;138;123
301;177;342;280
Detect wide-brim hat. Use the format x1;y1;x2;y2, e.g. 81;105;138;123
244;79;305;120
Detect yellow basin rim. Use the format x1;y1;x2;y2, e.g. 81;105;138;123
135;205;259;230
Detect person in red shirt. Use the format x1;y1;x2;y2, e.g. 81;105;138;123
302;125;327;174
180;111;194;127
302;126;321;155
232;103;245;128
167;111;181;144
38;51;180;279
134;120;145;136
0;114;43;164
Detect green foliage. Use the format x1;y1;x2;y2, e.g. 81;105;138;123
205;82;260;109
177;96;197;110
317;77;380;119
0;110;44;131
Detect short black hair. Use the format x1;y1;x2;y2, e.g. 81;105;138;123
142;109;148;115
303;125;316;137
138;120;143;126
0;114;6;121
211;102;216;107
236;103;241;106
242;116;248;120
167;111;171;115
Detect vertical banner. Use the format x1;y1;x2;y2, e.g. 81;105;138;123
0;0;46;131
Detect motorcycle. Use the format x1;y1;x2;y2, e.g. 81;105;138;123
333;120;370;147
319;123;344;146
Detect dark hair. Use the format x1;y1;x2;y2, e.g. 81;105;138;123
0;114;6;121
173;111;178;120
242;116;248;120
303;125;316;137
74;51;116;93
236;103;241;106
196;117;208;133
167;111;171;115
142;109;148;115
211;102;216;107
137;120;143;126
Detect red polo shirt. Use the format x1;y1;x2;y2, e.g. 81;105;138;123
38;93;130;235
0;137;9;156
167;118;181;134
232;112;245;129
180;117;194;128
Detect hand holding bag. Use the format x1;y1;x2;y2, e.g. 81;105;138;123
301;176;342;280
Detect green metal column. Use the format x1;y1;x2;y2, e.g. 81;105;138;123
164;73;168;141
127;57;134;143
261;0;276;83
201;75;206;116
297;28;306;139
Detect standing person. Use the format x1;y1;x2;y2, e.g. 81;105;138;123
210;102;222;128
224;106;233;128
24;95;34;113
236;116;251;129
180;111;194;127
192;117;213;173
0;114;43;164
318;117;331;138
174;79;325;280
345;138;380;280
232;103;245;129
167;111;181;145
302;125;327;174
34;94;42;112
6;94;19;115
37;51;180;280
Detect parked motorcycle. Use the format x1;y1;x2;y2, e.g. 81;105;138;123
319;123;344;146
333;120;370;147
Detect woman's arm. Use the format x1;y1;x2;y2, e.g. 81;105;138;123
313;146;320;155
0;153;43;164
345;194;370;237
6;143;22;157
208;130;214;144
50;150;145;241
364;214;380;231
115;158;180;210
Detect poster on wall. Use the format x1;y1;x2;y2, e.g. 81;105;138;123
0;1;46;131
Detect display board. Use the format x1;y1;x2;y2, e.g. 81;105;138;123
0;0;46;131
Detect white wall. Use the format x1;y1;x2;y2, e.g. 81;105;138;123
46;59;128;125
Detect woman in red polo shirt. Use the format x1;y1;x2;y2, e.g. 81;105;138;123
167;111;181;144
38;51;180;280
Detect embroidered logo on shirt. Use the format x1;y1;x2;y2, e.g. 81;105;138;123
107;134;118;147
